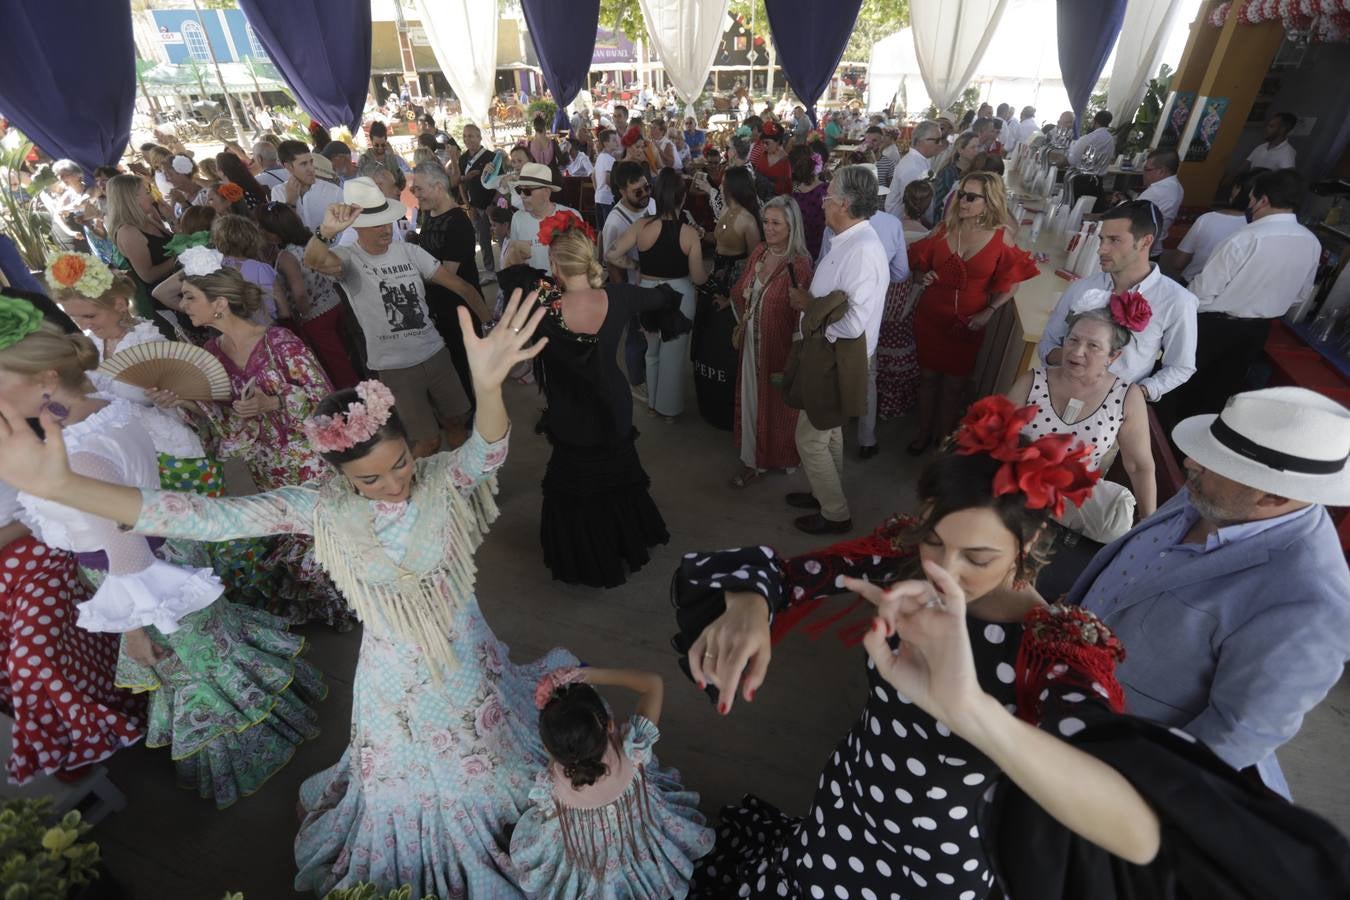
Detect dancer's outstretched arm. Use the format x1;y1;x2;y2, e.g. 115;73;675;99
460;286;547;443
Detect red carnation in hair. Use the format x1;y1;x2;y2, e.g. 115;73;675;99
537;210;595;246
993;433;1100;517
954;396;1038;462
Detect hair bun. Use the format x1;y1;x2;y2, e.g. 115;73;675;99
562;756;609;789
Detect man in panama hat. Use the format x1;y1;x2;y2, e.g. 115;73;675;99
506;162;579;272
1069;386;1350;798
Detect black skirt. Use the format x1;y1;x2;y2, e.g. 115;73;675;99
540;430;669;588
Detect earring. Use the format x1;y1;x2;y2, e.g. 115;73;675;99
40;392;70;422
213;311;224;320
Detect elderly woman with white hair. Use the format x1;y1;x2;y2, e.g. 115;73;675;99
727;195;814;488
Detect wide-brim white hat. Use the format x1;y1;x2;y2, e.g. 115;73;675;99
1172;386;1350;506
516;162;560;192
342;176;406;227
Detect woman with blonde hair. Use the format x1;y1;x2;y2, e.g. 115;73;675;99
929;130;980;219
105;173;178;322
727;195;813;488
907;171;1039;452
0;297;324;806
149;250;348;627
528;211;688;587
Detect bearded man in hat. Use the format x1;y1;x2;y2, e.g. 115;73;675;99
305;176;486;455
1068;387;1350;799
506;162;580;272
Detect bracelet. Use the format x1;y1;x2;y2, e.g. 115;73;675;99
313;227;337;245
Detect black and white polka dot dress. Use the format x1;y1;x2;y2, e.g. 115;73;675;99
1024;369;1128;470
696;616;1022;900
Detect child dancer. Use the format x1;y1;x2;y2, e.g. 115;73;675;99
511;666;714;899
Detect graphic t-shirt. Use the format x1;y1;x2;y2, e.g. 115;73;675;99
331;241;445;370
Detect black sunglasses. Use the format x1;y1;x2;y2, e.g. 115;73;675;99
957;190;986;203
515;185;544;197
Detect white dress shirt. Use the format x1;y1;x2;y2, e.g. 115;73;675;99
1067;126;1116;174
820;211;909;283
566;153;594;177
1188;213;1319;319
1016;116;1040;147
1137;174;1184;253
884;147;932;218
1176;211;1247;283
809;219;890;356
593;151;617;205
1038;265;1198;401
1246;140;1296;170
270;178;344;231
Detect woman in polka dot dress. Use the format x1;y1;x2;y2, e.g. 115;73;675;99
673;396;1127;899
1;483;143;784
1006;303;1157;542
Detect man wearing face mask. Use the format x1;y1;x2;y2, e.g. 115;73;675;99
1169;169;1319;421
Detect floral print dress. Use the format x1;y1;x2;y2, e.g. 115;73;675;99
201;326;349;627
133;430;579;897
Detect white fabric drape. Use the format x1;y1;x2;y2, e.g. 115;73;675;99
1106;0;1185;127
637;0;730;104
414;0;498;127
909;0;1010;111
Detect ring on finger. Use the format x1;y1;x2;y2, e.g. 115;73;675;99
922;595;944;609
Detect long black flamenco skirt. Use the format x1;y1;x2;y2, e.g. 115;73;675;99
540;430;669;588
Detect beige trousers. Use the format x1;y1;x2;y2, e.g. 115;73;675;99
794;414;849;521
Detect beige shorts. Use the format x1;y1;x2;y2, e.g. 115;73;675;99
377;348;471;442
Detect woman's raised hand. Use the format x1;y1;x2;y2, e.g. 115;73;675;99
460;288;547;391
0;401;75;502
688;590;772;715
848;559;985;730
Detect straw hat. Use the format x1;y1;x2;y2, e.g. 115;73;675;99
1172;387;1350;506
515;162;560;193
341;176;406;227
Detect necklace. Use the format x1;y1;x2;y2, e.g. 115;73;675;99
765;245;787;257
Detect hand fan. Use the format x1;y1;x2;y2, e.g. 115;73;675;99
97;341;232;401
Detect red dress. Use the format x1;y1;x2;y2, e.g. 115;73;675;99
908;225;1039;376
760;154;793;196
1;536;144;783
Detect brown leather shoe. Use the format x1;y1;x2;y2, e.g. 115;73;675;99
794;513;852;534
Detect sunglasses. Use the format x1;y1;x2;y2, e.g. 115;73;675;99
515;185;545;197
957;191;986;203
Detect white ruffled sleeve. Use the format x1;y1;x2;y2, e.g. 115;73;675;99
621;715;661;766
65;451;221;634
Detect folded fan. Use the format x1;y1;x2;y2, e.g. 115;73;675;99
97;341;232;401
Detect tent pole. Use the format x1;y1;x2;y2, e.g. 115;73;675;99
190;0;245;138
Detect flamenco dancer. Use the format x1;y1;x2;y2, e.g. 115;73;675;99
528;210;683;588
0;290;580;897
0;299;324;807
671;395;1350;899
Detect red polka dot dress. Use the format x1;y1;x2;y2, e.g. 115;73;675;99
1;535;144;784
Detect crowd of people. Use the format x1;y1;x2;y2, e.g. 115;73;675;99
1;86;1349;900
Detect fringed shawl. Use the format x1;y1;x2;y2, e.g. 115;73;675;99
551;737;657;881
310;453;499;677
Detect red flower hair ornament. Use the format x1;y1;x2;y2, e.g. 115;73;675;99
1108;289;1152;332
955;396;1101;517
537;209;595;246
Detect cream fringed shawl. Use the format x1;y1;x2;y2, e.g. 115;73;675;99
310;452;499;676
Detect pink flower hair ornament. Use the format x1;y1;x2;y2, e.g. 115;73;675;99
302;380;397;454
534;667;587;710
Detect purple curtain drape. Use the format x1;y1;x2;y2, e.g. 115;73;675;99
1057;0;1128;129
0;2;135;172
520;0;600;127
238;0;371;131
764;0;864;124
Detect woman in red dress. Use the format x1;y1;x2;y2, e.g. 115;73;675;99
757;121;793;196
907;171;1038;453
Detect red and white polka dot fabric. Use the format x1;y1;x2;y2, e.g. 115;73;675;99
1;536;144;784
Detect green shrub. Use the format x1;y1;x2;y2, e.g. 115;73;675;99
0;798;101;900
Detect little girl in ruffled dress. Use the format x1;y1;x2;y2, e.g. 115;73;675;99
510;666;714;899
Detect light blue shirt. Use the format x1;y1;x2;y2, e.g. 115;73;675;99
820;210;910;283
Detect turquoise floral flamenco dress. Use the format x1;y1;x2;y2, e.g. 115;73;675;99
131;428;580;897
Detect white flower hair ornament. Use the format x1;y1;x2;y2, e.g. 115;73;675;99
171;154;195;175
178;246;226;278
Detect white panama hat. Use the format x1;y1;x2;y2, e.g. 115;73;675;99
342;176;407;227
1172;386;1350;506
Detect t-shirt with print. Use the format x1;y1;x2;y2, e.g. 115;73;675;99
331;241;446;370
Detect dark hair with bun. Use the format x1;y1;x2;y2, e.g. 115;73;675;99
908;447;1056;583
310;386;409;466
538;682;612;789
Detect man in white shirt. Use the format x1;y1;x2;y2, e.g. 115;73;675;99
1171;169;1320;420
269;140;344;230
507;163;580;272
883;120;941;218
1015;106;1039;148
1136;149;1184;258
593;128;620;233
603;160;657;398
1039;201;1198;402
251;140;287;188
1067;110;1116;175
1245;112;1297;171
786;165;890;534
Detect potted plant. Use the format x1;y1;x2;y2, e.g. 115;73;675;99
0;797;105;899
